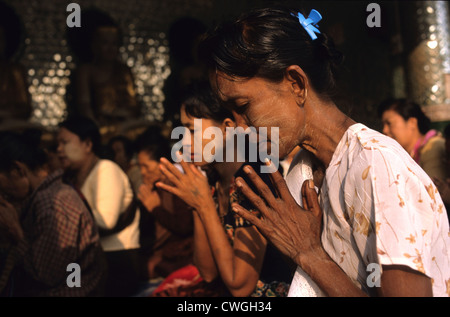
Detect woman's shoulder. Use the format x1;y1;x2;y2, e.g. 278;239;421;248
92;159;129;181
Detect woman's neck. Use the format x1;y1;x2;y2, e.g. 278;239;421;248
213;160;243;188
299;99;356;169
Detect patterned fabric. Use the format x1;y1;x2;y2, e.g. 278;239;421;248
320;124;450;296
151;264;228;297
13;170;106;296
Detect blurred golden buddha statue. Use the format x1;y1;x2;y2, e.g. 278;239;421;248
67;9;140;136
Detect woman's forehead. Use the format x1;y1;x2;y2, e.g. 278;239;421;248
210;71;249;99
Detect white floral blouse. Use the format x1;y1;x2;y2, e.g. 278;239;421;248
288;123;450;296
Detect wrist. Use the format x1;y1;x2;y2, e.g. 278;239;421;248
295;246;330;273
195;198;216;215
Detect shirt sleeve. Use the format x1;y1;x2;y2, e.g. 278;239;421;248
88;161;131;230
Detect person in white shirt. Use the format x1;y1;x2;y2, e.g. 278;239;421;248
199;6;450;296
57;116;140;297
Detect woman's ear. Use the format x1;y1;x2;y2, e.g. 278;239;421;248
285;65;309;106
406;117;419;131
83;139;94;153
221;118;236;132
11;161;29;178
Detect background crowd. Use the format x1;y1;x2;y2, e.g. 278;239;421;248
0;1;449;297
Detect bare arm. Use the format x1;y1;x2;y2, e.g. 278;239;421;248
192;209;218;282
156;157;267;296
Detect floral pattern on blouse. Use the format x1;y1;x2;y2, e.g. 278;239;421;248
320;124;450;296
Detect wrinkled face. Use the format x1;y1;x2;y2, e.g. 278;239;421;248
56;128;92;171
179;104;226;166
0;169;30;203
138;151;162;186
381;109;415;150
210;72;302;160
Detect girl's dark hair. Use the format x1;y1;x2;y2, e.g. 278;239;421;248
378;98;431;135
0;130;47;173
59;115;102;156
198;6;344;97
134;125;171;161
107;135;135;160
181;80;234;122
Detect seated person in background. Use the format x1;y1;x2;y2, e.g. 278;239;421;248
106;135;142;192
134;126;194;281
155;81;294;297
0;131;106;296
378;98;449;181
56;116;141;297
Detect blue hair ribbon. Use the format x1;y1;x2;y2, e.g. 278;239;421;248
291;9;322;41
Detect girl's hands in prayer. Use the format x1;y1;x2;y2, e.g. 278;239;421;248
231;163;323;264
155;155;213;212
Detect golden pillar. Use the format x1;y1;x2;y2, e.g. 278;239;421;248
399;0;450;129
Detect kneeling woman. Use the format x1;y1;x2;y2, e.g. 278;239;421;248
156;81;293;297
57;116;141;297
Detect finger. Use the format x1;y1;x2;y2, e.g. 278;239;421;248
160;157;185;179
176;151;195;177
159;163;182;187
231;203;267;233
235;176;273;219
155;181;181;197
301;179;322;219
190;164;203;177
241;165;279;208
264;160;295;203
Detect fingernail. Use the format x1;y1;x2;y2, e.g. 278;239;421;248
264;157;271;165
308;179;315;189
244;166;252;174
235;180;242;188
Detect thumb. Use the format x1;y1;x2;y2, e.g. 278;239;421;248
301;179;322;218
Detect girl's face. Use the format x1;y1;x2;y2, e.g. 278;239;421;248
381;109;416;151
210;71;303;160
138;151;162;186
179;104;229;167
56;128;92;171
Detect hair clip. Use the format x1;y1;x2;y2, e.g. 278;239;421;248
291;9;322;41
